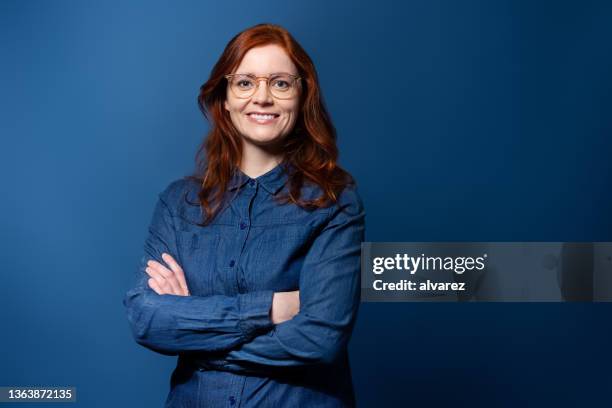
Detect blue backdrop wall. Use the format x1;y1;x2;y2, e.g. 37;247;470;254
1;1;612;406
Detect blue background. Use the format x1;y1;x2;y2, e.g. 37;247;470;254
1;0;611;406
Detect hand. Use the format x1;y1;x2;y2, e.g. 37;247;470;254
270;290;300;324
145;253;190;296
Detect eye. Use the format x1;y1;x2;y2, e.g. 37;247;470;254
271;78;291;90
236;79;254;89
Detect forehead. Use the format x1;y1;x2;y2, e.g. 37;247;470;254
234;44;298;75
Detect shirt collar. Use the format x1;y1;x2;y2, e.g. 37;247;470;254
227;162;290;195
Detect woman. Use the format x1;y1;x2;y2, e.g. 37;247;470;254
123;23;365;407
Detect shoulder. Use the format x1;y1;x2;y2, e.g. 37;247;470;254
326;166;364;213
337;181;363;208
297;169;365;217
317;181;366;237
330;181;365;218
303;173;365;228
157;176;201;213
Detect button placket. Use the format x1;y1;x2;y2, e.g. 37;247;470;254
232;182;257;294
226;368;245;408
236;265;248;294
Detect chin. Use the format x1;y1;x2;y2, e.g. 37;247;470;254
243;132;285;147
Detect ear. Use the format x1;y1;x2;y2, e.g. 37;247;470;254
224;100;229;112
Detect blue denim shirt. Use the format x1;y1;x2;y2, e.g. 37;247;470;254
123;162;365;407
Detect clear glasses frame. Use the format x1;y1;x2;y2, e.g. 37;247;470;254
224;73;302;100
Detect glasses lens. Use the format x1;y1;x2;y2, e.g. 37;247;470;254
269;75;297;99
229;75;256;98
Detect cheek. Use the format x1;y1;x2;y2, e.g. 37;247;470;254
227;102;249;124
282;104;299;121
228;110;246;131
226;96;247;113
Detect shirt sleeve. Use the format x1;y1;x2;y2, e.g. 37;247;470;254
122;182;275;356
201;184;366;373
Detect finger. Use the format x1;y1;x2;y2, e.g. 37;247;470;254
148;260;182;295
162;253;190;296
145;265;168;293
148;278;163;295
162;253;188;295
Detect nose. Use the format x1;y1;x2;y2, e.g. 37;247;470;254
252;78;273;104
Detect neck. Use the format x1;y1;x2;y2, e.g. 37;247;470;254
240;141;283;179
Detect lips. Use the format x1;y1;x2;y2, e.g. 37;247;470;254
246;112;280;125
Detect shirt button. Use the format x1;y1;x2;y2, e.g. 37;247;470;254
239;221;247;230
249;179;256;187
229;260;235;267
229;396;236;405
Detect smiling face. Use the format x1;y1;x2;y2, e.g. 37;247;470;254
224;44;301;149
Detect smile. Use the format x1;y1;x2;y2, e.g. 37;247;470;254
246;113;280;124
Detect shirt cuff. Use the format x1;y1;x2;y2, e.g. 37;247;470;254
237;290;274;339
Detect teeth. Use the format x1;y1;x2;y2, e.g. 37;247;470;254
249;114;276;120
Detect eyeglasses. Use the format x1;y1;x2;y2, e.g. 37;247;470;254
225;73;301;100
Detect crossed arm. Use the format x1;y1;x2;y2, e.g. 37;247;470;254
144;252;300;325
123;190;298;356
123;183;365;370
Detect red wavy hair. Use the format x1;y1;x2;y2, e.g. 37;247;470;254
187;23;354;225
